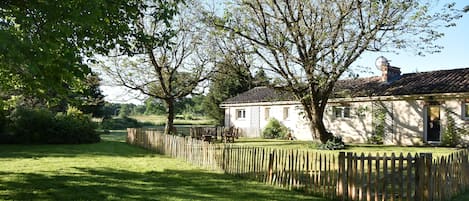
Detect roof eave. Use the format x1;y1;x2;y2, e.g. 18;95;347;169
221;92;469;107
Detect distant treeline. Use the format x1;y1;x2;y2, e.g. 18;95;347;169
103;95;206;119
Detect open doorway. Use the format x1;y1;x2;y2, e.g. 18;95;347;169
425;104;441;142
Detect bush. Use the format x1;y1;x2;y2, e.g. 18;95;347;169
51;113;99;144
318;135;345;150
1;107;99;144
0;109;7;134
100;117;142;130
7;107;56;143
441;110;467;147
262;118;288;139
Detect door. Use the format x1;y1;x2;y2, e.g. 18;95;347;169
249;106;260;137
425;105;441;142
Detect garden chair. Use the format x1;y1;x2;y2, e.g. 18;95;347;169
223;126;236;143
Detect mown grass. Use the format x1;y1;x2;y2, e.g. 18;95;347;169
0;131;326;201
225;138;461;157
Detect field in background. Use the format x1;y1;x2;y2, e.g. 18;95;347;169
130;115;216;126
126;115;216;136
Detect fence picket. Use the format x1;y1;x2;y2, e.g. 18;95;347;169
127;128;469;201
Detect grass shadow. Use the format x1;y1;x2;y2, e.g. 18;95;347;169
0;131;149;159
0;167;327;201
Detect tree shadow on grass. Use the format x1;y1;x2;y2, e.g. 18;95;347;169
0;168;328;201
0;140;151;159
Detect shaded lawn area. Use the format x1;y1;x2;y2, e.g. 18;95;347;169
0;132;327;201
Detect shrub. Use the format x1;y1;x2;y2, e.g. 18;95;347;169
100;117;142;130
369;108;386;144
318;135;345;150
262;118;288;139
1;107;99;144
52;113;99;144
0;109;6;134
0;108;12;143
7;107;56;143
441;110;467;147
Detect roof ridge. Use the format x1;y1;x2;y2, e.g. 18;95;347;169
402;66;469;75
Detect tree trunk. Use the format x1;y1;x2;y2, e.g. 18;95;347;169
301;99;333;144
310;108;333;143
164;98;175;135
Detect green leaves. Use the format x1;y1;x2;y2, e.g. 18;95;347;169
0;0;179;109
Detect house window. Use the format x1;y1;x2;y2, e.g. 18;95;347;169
265;107;270;120
283;107;289;120
333;106;351;118
463;100;469;120
236;109;246;119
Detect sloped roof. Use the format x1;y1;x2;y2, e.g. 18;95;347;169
222;67;469;104
222;86;292;104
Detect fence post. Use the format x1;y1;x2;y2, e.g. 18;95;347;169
268;150;275;184
337;152;346;201
425;153;433;201
415;153;432;201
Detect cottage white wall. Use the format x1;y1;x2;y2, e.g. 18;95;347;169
389;100;425;145
324;102;373;143
224;98;468;145
323;100;427;146
257;104;314;140
224;106;255;137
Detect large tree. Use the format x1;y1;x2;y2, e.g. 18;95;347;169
0;0;157;109
214;0;462;143
100;1;212;135
202;27;271;124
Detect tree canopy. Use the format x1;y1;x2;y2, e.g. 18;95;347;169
0;0;151;109
100;0;211;135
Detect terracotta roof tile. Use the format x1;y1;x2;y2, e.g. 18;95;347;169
335;67;469;97
222;67;469;104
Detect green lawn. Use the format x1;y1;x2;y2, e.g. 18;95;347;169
228;138;461;157
2;131;466;200
0;131;326;201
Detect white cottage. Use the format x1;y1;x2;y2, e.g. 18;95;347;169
221;59;469;145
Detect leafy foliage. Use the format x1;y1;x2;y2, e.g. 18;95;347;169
441;110;467;147
262;118;288;139
100;117;142;130
369;107;386;144
204;67;269;124
0;1;146;107
318;135;345;150
118;104;132;118
1;107;99;144
144;98;166;115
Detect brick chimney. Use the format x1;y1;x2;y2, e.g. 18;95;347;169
376;56;401;83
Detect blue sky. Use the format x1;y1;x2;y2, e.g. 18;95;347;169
101;1;469;104
356;1;469;76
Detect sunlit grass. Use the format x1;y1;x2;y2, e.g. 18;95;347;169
0;132;326;201
231;138;460;157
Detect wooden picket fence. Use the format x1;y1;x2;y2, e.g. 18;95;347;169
127;128;469;201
